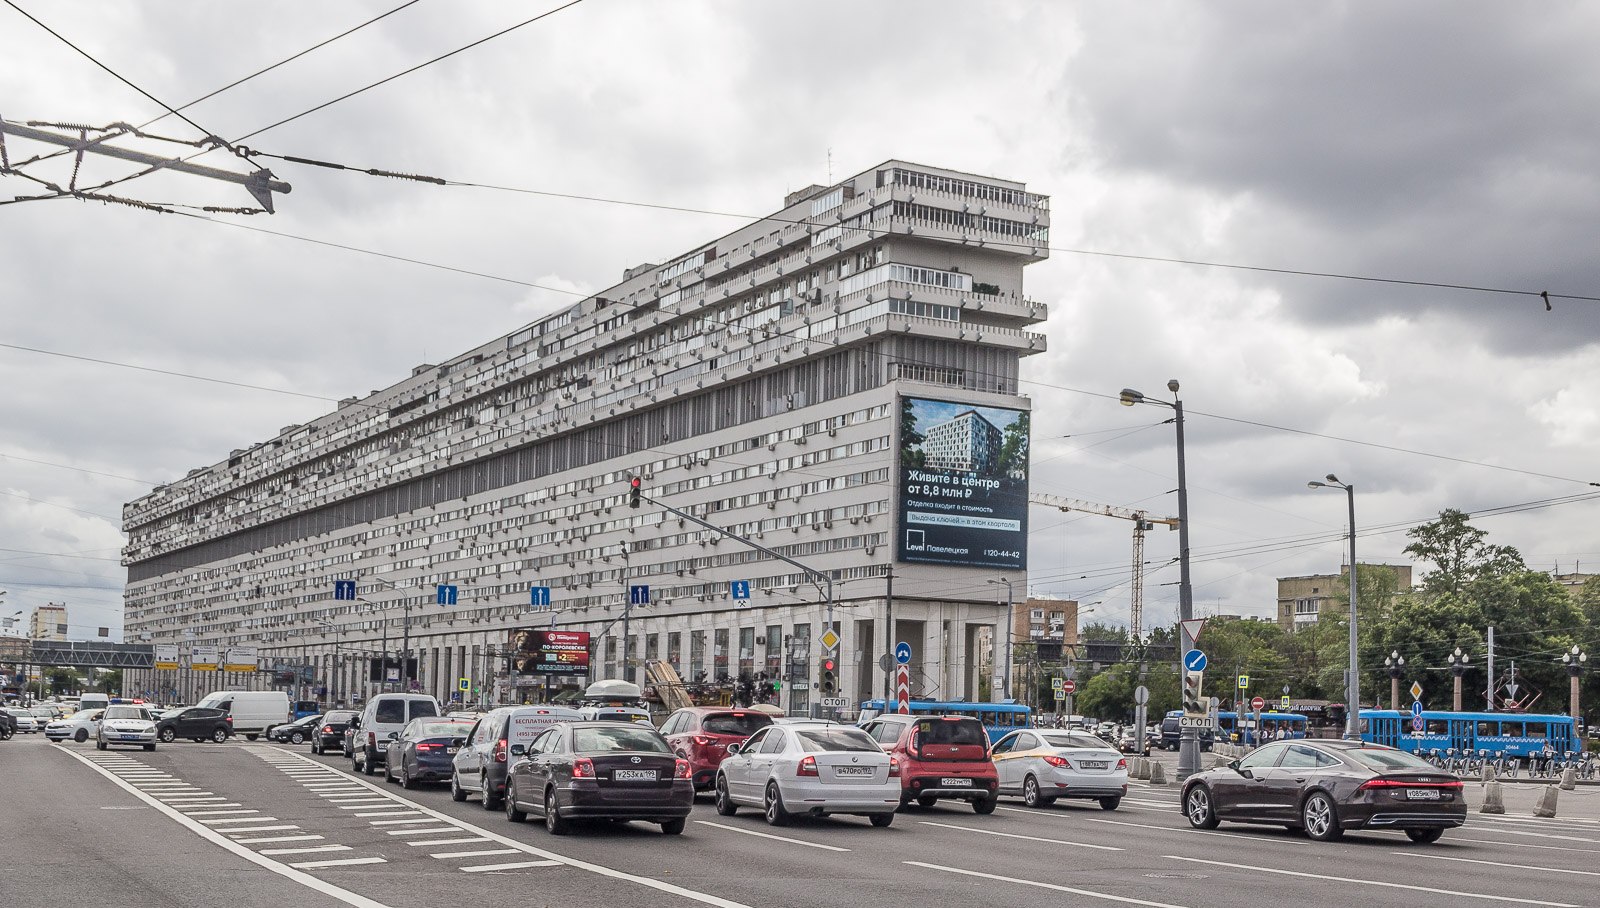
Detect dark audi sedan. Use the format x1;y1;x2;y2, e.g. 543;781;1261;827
386;716;476;789
504;721;693;835
1180;739;1465;843
312;710;358;756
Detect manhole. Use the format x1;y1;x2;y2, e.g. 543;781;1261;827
1144;872;1209;880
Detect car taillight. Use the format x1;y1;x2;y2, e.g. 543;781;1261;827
1358;778;1464;791
493;739;507;763
367;732;375;746
417;743;438;751
1117;758;1128;770
797;755;818;776
572;758;595;779
674;759;691;779
1042;755;1069;767
692;735;717;746
889;756;901;777
225;716;233;724
322;725;333;734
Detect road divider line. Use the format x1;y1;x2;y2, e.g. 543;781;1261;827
460;861;562;872
903;862;1191;908
223;825;300;833
234;835;327;844
260;845;352;856
287;857;387;870
269;744;753;908
199;816;280;825
691;821;850;852
1162;855;1577;906
384;827;459;836
431;849;519;859
1394;852;1600;876
354;810;418;817
184;809;259;817
407;837;492;847
368;818;436;826
918;821;1122;851
57;747;397;908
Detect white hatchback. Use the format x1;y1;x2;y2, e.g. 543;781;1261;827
97;705;158;751
714;722;900;827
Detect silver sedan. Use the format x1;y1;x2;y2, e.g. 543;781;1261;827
992;728;1129;809
715;722;900;827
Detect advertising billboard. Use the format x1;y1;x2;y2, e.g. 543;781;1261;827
512;629;592;676
897;396;1029;570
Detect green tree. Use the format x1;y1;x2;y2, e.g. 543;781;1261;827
1074;662;1178;723
1078;621;1128;645
1190;619;1291;710
45;667;81;696
1404;508;1525;597
98;669;123;695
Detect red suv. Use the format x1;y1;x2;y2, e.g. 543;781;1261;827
660;706;778;791
861;715;998;813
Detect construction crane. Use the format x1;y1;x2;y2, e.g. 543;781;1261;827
1028;493;1180;640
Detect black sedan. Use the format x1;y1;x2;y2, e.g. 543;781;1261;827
385;717;476;789
1180;739;1466;843
312;710;358;755
155;706;233;743
266;714;323;744
504;721;693;835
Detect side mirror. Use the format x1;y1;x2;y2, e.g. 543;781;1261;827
726;742;741;756
510;743;526;757
451;736;467;748
1229;759;1242;773
387;731;399;741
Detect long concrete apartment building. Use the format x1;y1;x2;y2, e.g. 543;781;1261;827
122;161;1050;714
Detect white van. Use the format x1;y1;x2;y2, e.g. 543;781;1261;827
194;690;290;740
77;693;110;714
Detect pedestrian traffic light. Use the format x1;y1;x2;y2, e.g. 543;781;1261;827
819;656;837;694
1182;670;1205;716
628;476;642;509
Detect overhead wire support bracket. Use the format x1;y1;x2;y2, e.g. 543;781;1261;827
0;116;291;212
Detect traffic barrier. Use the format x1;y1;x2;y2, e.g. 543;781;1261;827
1532;784;1559;818
1480;781;1506;814
1560;767;1578;791
1480;762;1494;782
1149;762;1168;785
1136;758;1151;780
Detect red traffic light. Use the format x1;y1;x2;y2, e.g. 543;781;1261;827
628;476;642;509
822;658;835;671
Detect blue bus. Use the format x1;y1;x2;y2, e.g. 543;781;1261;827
1360;710;1581;758
856;699;1031;743
1216;710;1308;745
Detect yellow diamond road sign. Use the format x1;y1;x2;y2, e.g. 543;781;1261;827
1410;681;1423;701
820;628;839;651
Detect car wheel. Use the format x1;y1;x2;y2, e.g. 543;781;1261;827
972;796;997;815
714;774;738;817
211;727;228;744
1099;796;1121;811
505;781;526;822
1405;828;1443;844
290;732;305;745
545;789;570;836
451;773;468;802
1022;774;1048;808
158;728;176;743
384;758;395;783
482;773;500;810
661;817;686;835
362;749;377;776
245;733;258;741
400;763;416;790
1184;785;1220;829
95;737;107;750
916;796;938;808
311;740;320;754
75;729;88;743
1301;791;1343;841
869;812;894;828
764;782;791;827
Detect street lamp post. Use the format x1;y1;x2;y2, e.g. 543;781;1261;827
1562;645;1588;721
1307;475;1361;739
1120;379;1198;779
1385;651;1406;710
1448;647;1470;712
987;578;1014;700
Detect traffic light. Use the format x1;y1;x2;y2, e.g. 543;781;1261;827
1182;670;1205;716
628;476;642;509
819;656;837;694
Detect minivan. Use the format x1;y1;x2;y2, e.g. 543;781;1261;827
352;693;441;775
450;704;583;808
193;690;291;740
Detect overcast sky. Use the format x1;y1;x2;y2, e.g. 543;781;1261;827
3;1;1598;642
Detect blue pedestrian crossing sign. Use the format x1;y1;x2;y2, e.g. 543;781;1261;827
334;580;356;601
1183;649;1208;672
730;580;750;600
529;585;552;608
436;584;458;605
629;585;650;605
895;642;913;665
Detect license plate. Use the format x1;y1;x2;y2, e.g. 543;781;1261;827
1406;789;1441;800
834;766;873;777
446;747;458;754
122;735;140;740
940;777;973;787
613;769;656;781
1080;761;1108;770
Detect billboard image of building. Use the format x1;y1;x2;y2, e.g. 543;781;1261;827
898;397;1030;570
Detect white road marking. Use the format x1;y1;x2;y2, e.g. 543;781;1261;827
287;857;387;870
407;837;492;846
384;827;459;836
223;825;300;833
460;861;562;872
338;803;398;809
1163;855;1577;906
260;846;353;856
430;849;519;859
919;820;1123;851
368;818;435;825
692;821;850;852
904;862;1192;908
354;810;417;817
184;809;259;817
1395;852;1600;876
199;816;280;825
234;835;327;844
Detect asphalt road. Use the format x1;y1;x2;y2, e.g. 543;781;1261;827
3;733;1597;908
